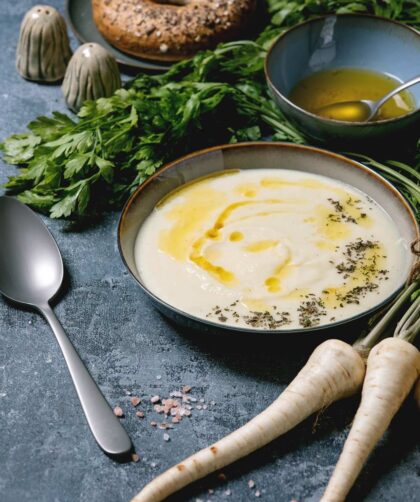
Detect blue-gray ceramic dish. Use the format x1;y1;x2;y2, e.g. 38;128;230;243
118;142;418;336
265;15;420;150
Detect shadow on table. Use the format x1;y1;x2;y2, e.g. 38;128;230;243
165;315;368;385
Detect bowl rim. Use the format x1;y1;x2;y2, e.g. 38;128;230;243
118;141;419;335
264;13;420;127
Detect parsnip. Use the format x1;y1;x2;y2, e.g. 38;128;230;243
321;337;420;502
131;339;365;502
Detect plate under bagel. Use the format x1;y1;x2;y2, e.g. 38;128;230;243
118;142;418;336
66;0;171;72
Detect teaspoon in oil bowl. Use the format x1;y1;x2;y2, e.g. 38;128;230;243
316;74;420;122
0;196;132;456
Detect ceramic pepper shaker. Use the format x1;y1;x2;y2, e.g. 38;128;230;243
16;5;72;82
62;43;121;112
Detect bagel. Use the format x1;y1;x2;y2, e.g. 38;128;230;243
92;0;257;62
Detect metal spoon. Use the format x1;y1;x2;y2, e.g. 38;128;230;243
316;74;420;122
0;196;132;456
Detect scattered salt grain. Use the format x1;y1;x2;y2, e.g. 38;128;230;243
156;375;162;380
113;406;124;417
199;398;205;403
130;396;141;407
163;433;170;442
131;453;140;463
182;385;192;393
136;411;145;418
248;480;255;489
150;421;157;427
151;395;160;404
255;490;261;498
158;422;170;430
223;489;231;496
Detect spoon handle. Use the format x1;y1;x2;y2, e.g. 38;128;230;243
372;74;420;117
39;303;132;456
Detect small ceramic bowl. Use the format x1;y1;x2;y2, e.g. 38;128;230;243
118;142;418;336
265;15;420;150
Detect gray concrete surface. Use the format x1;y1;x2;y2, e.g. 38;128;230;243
0;2;419;501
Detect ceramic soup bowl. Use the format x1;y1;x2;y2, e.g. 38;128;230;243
118;142;418;336
265;15;420;150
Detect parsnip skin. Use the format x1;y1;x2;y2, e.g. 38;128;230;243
132;339;365;502
321;338;420;502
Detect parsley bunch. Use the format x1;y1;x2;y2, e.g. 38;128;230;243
1;0;419;219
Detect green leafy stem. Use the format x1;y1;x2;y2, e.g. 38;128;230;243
1;0;419;219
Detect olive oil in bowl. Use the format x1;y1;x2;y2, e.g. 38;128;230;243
289;68;415;122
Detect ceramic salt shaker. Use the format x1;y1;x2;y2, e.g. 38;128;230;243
16;5;72;82
62;43;121;112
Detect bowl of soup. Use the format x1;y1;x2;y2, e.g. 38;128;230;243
118;142;418;336
265;15;420;150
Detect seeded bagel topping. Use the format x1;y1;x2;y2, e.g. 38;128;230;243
92;0;257;62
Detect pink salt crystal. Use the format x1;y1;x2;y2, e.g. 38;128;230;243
151;395;160;404
130;396;141;407
182;385;192;393
131;453;140;463
248;480;255;489
113;406;124;417
136;411;145;418
255;491;261;497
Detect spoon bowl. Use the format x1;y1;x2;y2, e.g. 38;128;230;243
0;196;132;456
316;100;373;122
316;75;420;122
0;196;63;305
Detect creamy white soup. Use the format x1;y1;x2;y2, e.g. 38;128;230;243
135;169;408;330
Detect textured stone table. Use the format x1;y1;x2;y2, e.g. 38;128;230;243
0;2;419;501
